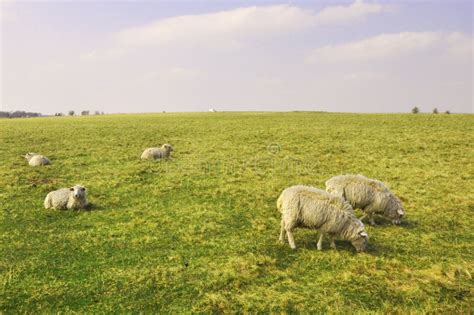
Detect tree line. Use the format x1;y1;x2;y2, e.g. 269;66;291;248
0;111;42;118
1;110;106;118
412;107;451;114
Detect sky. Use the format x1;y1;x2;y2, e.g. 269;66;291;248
0;0;472;114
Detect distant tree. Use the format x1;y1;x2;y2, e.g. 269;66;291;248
81;110;89;116
68;110;75;116
94;110;100;115
101;111;105;115
432;108;438;114
445;110;451;114
411;106;420;114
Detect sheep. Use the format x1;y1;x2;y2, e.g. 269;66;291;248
24;153;50;166
44;185;88;210
325;174;405;225
141;144;173;160
277;185;369;252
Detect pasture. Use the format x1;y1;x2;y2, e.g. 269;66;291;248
0;112;472;313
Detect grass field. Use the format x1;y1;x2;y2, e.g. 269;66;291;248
0;112;473;313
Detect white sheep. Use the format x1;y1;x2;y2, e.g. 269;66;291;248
140;144;173;160
325;174;405;225
277;185;369;252
44;185;89;210
24;153;50;166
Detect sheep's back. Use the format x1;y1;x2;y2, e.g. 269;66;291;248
141;148;166;159
50;189;70;200
279;185;353;228
46;189;70;209
29;155;49;166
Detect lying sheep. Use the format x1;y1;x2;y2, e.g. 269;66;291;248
277;185;369;252
141;144;173;160
24;153;50;166
44;185;89;210
325;174;405;225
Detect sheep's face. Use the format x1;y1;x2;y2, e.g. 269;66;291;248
385;196;405;225
162;144;173;153
351;231;369;252
70;185;86;199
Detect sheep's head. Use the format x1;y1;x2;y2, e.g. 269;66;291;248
351;229;369;253
385;196;405;225
70;185;86;199
161;144;173;153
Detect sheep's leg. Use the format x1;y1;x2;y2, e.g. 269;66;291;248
286;229;296;249
317;233;324;250
330;236;337;250
44;199;50;209
279;220;286;243
361;204;378;225
368;213;376;226
283;218;297;249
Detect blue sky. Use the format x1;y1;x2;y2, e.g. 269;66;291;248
1;0;472;114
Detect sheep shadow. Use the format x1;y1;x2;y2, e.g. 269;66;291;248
362;216;417;229
260;238;314;270
259;242;299;270
265;222;416;261
42;203;104;218
83;203;105;211
46;203;104;213
363;241;398;257
397;219;418;229
265;232;362;270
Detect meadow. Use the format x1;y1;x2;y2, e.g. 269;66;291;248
0;112;472;313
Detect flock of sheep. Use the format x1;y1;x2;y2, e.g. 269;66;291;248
26;144;405;253
25;144;173;210
278;174;405;252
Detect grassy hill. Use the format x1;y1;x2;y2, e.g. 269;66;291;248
0;112;472;313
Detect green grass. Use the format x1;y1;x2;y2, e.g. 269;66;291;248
0;112;473;313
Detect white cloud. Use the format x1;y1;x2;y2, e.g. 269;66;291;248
315;0;387;25
141;67;199;83
342;71;385;81
306;31;473;63
0;0;18;24
114;2;387;48
169;67;198;79
115;5;312;47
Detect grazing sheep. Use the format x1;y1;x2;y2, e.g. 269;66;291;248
325;174;405;225
141;144;173;160
44;185;88;210
24;153;50;166
277;185;369;252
